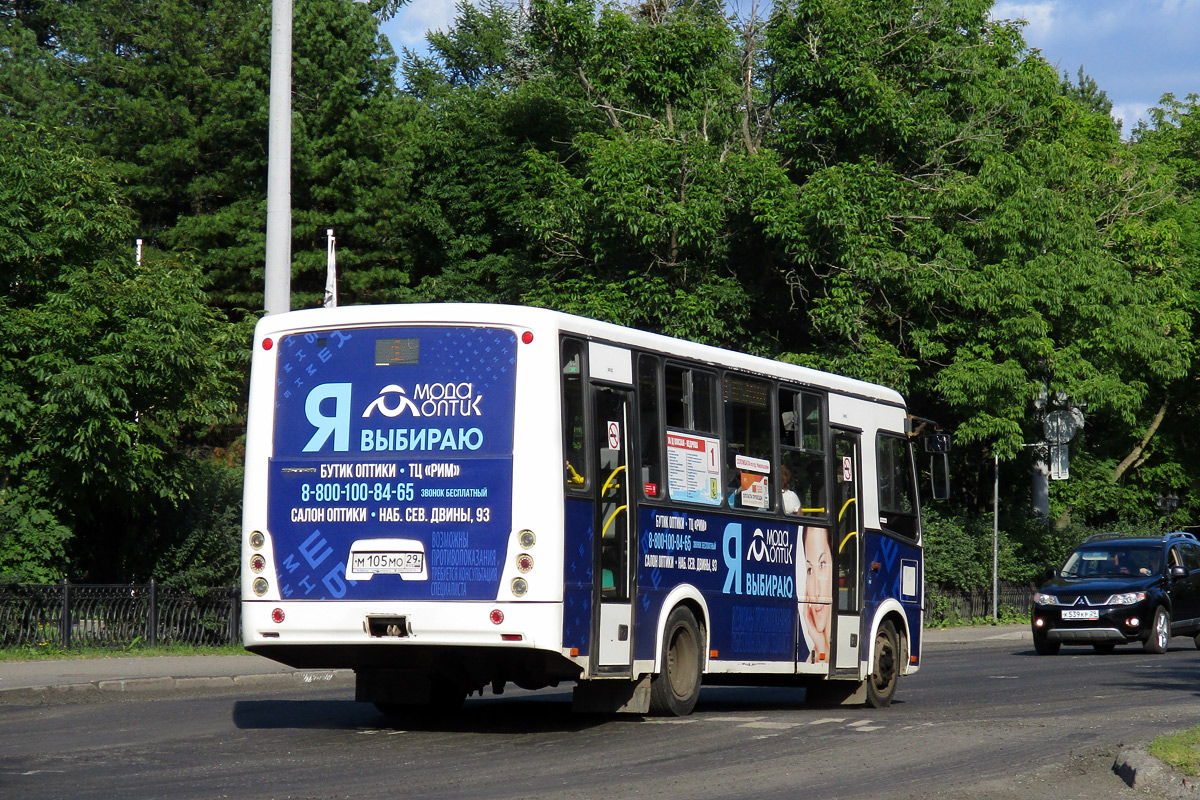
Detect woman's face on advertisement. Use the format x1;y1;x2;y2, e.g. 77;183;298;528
805;528;832;622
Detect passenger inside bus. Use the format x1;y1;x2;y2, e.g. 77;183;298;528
780;463;801;516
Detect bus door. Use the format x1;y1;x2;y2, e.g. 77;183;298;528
592;384;635;671
832;430;862;673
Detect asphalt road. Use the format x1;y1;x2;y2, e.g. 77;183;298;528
3;634;1199;800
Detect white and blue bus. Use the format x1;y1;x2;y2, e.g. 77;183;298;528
242;304;946;715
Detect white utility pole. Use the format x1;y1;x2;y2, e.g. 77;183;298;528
264;0;293;314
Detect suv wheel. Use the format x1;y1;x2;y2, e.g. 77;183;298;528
1033;631;1060;656
1144;607;1170;654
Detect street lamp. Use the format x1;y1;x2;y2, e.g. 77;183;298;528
1157;492;1180;530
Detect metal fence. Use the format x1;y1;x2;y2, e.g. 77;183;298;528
0;581;239;650
0;579;1029;649
925;582;1035;624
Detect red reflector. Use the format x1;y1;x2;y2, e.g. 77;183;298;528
262;338;274;350
490;609;504;625
521;331;534;344
501;634;523;642
271;608;285;623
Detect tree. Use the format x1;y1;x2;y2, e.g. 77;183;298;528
3;0;420;314
0;119;246;582
758;0;1192;528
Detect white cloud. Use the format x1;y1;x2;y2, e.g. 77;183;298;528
380;0;461;50
990;2;1057;41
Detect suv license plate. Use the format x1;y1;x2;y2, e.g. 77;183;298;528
1062;609;1099;620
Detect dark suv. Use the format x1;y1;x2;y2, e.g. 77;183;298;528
1031;532;1200;655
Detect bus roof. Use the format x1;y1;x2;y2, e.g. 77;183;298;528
255;303;906;407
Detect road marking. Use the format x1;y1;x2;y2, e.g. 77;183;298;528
808;717;846;725
740;721;801;730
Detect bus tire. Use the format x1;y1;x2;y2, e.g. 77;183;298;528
373;676;465;719
865;620;899;709
649;606;703;716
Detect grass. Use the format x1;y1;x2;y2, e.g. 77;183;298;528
0;643;250;662
1150;726;1200;776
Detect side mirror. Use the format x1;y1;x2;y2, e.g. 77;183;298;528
1045;566;1057;581
924;433;951;454
923;433;951;501
1170;565;1187;580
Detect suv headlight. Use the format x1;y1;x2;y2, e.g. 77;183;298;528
1033;593;1059;606
1106;591;1146;606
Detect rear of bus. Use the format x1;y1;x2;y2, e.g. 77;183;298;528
241;305;576;707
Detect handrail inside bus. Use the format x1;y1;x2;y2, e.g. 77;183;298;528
602;506;628;538
600;465;625;495
838;497;856;521
839;531;857;554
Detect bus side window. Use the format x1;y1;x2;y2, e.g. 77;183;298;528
779;390;827;517
877;434;918;538
665;363;716;433
638;355;662;499
726;376;773;511
562;339;588;490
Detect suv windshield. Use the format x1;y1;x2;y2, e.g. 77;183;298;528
1061;545;1161;578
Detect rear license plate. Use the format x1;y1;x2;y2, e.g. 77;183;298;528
351;552;424;574
1061;609;1099;620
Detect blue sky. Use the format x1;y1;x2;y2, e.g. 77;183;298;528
380;0;1200;132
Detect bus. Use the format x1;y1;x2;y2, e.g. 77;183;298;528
242;304;947;715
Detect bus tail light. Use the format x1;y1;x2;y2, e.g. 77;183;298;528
501;634;523;642
253;578;269;596
511;578;529;597
490;609;504;625
272;608;285;623
516;553;533;572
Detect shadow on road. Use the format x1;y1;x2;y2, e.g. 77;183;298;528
232;691;609;734
232;683;894;734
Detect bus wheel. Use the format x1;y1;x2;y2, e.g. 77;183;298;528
373;677;464;719
865;621;899;709
649;606;703;716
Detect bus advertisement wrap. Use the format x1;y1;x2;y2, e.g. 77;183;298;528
634;507;812;663
266;326;517;601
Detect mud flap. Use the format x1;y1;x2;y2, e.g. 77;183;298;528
572;675;652;714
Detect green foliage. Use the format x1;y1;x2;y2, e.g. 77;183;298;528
0;119;246;582
2;1;1200;586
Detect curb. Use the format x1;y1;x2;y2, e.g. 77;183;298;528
0;669;354;706
1115;746;1200;798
